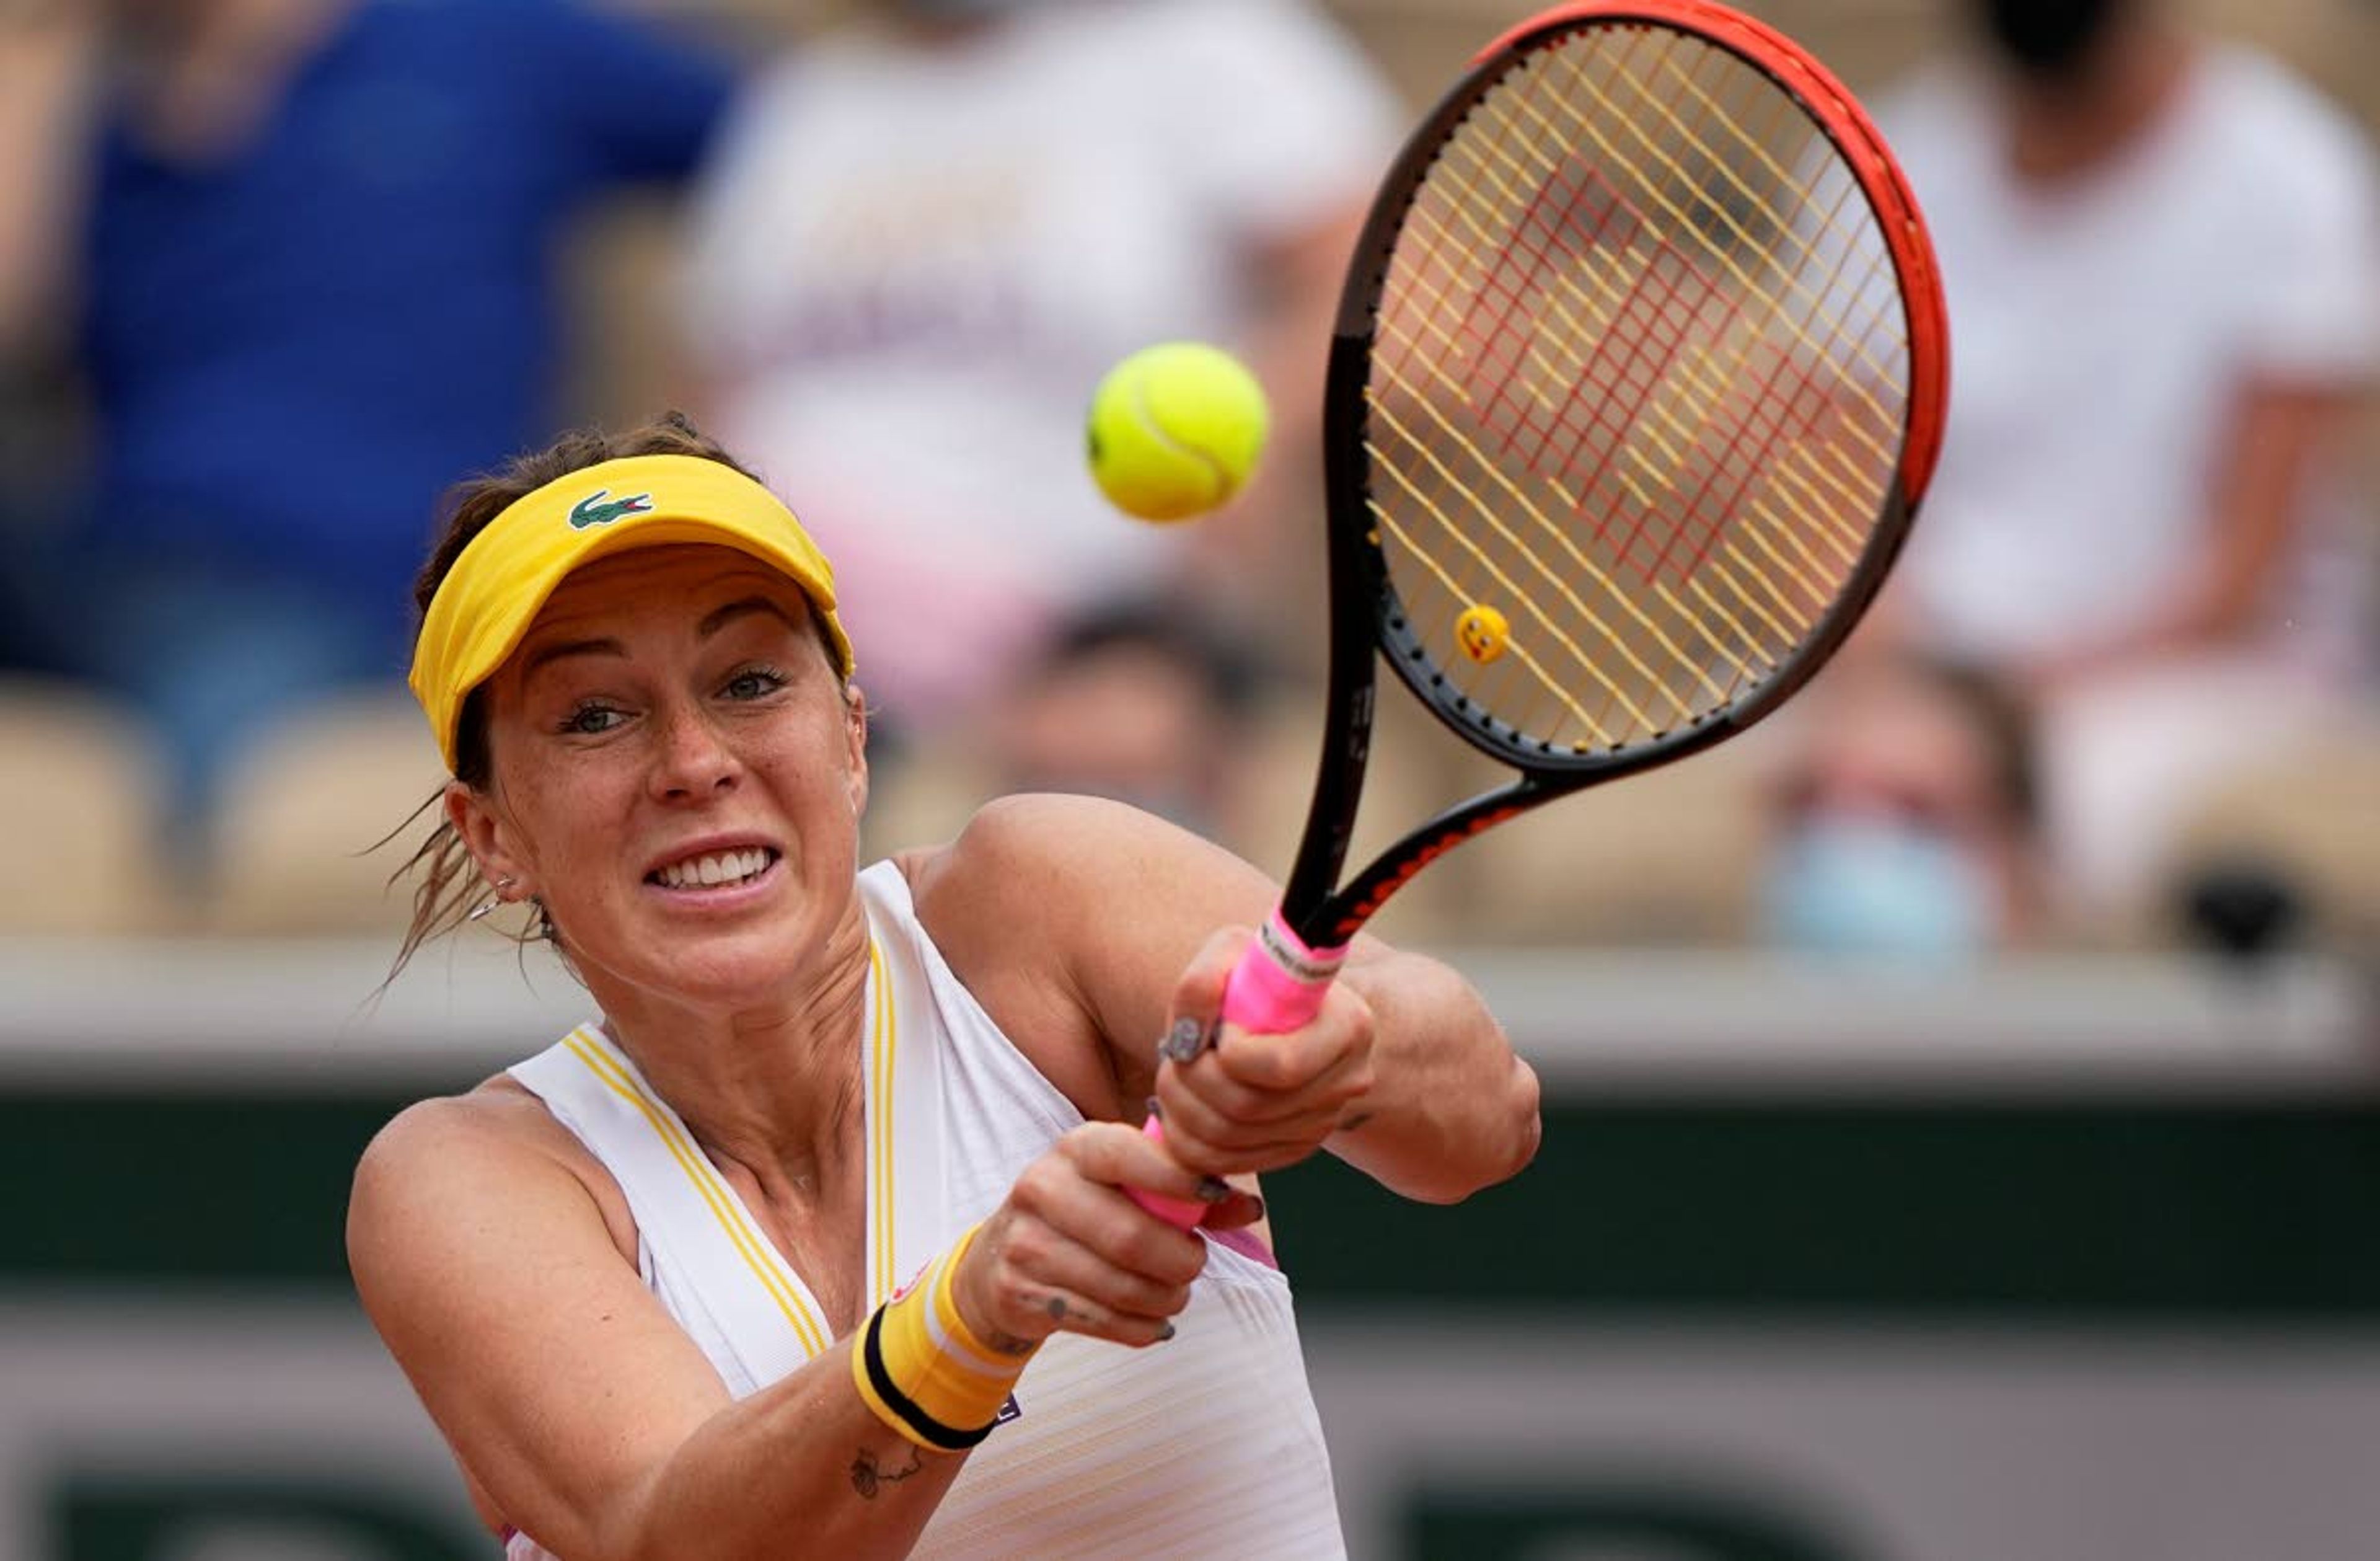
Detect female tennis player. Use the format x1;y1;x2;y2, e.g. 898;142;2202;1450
346;415;1541;1560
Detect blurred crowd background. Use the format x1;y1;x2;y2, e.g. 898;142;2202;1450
0;0;2373;969
0;4;2375;1559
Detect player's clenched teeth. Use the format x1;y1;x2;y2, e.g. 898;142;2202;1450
649;848;778;890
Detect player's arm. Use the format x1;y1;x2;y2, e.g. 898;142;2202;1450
347;1094;1227;1561
916;794;1541;1205
1156;915;1541;1205
348;1097;959;1561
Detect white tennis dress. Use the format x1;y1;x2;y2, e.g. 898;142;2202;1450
500;860;1345;1559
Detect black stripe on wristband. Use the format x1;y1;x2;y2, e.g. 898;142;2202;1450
860;1306;996;1452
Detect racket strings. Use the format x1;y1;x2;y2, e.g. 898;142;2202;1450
1378;45;1783;715
1365;395;1677;742
1375;108;1752;735
1643;48;1914;438
1530;33;1904;581
1371;229;1718;746
1368;249;1727;706
1568;33;1909;446
1367;24;1911;754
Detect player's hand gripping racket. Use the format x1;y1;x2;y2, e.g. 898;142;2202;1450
1133;0;1947;1225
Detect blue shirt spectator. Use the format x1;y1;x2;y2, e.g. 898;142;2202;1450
5;0;732;865
81;0;731;650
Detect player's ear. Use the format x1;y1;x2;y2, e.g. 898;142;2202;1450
844;683;870;819
446;781;534;900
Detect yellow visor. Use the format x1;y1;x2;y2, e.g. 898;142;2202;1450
409;453;853;772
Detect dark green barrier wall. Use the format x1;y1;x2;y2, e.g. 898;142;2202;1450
8;1090;2378;1317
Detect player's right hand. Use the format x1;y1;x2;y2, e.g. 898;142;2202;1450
953;1123;1261;1352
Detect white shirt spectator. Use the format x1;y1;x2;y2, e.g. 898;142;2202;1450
1881;44;2380;678
679;0;1403;727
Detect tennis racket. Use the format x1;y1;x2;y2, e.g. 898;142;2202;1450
1135;0;1947;1224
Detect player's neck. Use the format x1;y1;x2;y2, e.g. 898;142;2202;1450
591;908;874;1204
2002;24;2193;185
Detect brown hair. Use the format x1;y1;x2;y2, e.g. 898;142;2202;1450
386;412;833;983
1913;657;2040;834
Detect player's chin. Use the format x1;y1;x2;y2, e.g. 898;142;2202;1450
626;900;814;997
636;932;811;1009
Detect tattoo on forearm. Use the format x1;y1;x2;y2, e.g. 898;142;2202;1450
1046;1296;1069;1321
850;1444;923;1500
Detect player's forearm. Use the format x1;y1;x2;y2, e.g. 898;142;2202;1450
607;1336;966;1561
1334;952;1541;1203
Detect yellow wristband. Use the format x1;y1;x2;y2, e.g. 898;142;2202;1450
850;1224;1037;1451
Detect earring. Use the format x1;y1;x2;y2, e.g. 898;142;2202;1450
466;875;519;923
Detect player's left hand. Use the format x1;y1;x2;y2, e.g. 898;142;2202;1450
1148;927;1377;1177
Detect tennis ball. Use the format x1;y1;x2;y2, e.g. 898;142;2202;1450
1457;604;1510;664
1086;342;1270;523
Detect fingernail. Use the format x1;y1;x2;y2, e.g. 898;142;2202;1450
1196;1176;1231;1202
1160;1017;1204;1064
1157;1321;1177;1342
1145;1095;1162;1121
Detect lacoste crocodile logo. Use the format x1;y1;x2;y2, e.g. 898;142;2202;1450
568;489;654;529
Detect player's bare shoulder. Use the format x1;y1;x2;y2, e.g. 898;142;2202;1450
901;792;1251;970
352;1076;573;1182
907;792;1253;904
901;793;1099;936
347;1076;640;1294
897;794;1194;1118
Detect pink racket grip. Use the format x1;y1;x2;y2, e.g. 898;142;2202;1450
1127;912;1349;1229
1219;910;1349;1036
1130;1119;1211;1227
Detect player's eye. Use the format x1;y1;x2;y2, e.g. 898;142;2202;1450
559;701;627;736
721;665;788;702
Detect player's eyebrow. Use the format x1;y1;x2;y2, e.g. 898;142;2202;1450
522;637;625;676
521;596;798;677
696;596;803;640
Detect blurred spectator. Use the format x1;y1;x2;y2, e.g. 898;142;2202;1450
0;0;733;867
1761;656;2045;962
0;1;99;676
676;0;1403;752
1869;0;2380;917
987;595;1264;841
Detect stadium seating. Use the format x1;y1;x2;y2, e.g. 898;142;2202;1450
2153;726;2380;957
1449;733;1766;947
0;678;175;934
204;694;448;937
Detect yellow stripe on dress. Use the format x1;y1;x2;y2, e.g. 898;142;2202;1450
561;1028;832;1359
866;935;898;1305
